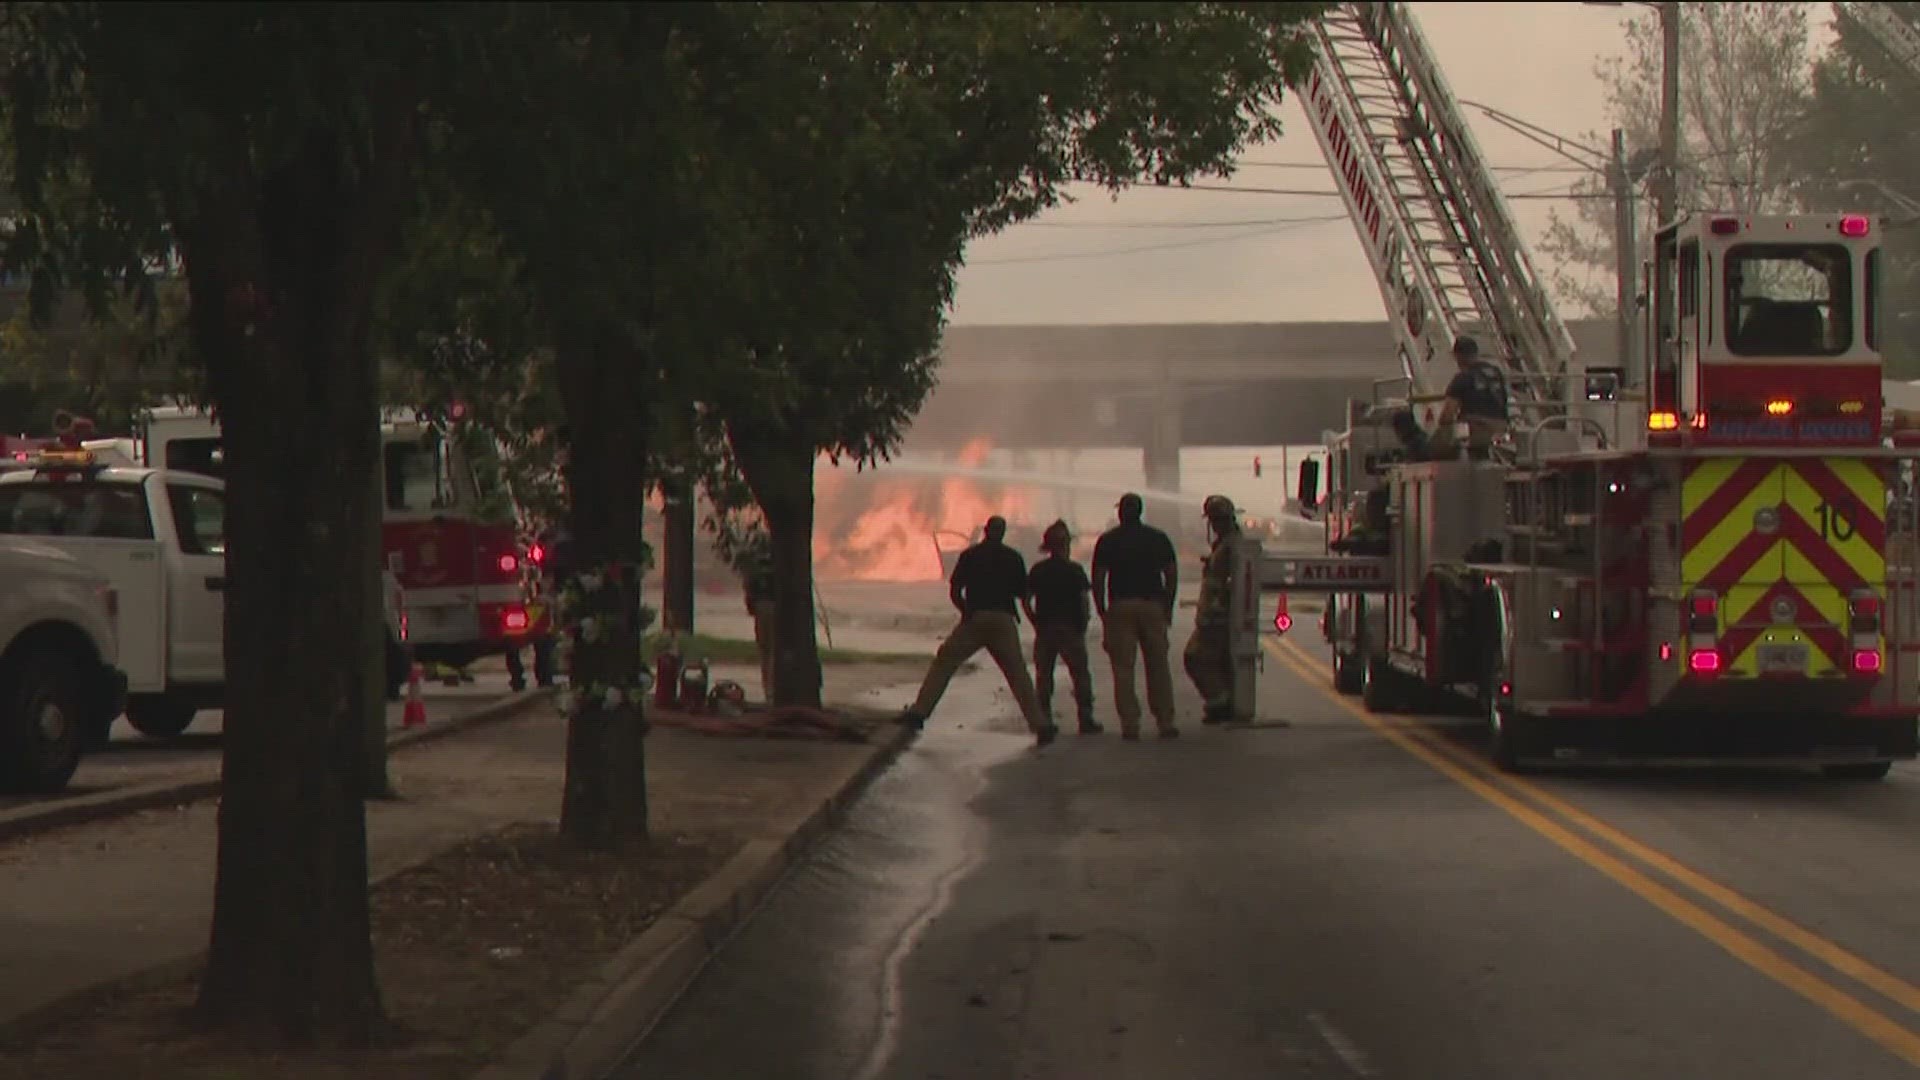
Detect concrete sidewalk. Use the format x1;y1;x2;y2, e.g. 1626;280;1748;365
0;659;928;1029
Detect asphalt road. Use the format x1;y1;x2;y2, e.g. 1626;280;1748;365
618;613;1920;1079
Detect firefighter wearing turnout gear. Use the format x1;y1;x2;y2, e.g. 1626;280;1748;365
897;516;1057;747
1185;495;1242;723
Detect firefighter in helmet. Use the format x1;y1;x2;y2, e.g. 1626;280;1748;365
1185;494;1242;723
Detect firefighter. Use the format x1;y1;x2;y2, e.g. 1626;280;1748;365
1432;335;1510;458
734;527;778;703
897;516;1057;747
1023;519;1101;735
1092;493;1181;741
1185;494;1243;723
506;521;569;691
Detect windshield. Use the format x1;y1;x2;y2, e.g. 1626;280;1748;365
1723;243;1852;357
384;437;458;512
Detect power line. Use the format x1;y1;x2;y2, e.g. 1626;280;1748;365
1235;159;1590;175
1025;213;1352;229
966;219;1339;267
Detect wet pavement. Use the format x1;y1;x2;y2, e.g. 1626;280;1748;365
619;609;1920;1080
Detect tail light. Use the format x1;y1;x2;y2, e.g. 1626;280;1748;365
1687;590;1720;675
528;543;546;566
1649;411;1680;432
502;605;530;634
497;552;519;575
400;610;409;643
1840;214;1871;238
1849;590;1882;677
1710;216;1740;235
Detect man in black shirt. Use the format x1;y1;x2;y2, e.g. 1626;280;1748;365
1023;520;1101;735
898;516;1055;746
1435;335;1509;458
1091;493;1181;740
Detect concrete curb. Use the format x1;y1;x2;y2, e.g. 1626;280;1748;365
0;689;555;846
471;718;920;1080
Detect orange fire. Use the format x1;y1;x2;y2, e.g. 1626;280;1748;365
814;438;1034;582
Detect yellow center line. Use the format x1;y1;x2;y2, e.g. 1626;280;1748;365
1260;637;1920;1068
1271;635;1920;1021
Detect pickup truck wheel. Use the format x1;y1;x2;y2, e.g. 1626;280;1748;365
0;650;85;794
125;696;198;740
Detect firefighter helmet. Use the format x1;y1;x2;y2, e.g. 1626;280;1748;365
1203;494;1238;523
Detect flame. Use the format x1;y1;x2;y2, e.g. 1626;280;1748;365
813;443;1034;582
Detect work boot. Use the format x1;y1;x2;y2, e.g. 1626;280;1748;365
1034;724;1059;748
1202;701;1235;724
509;679;527;693
1077;716;1103;735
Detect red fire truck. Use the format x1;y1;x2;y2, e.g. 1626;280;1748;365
140;404;532;667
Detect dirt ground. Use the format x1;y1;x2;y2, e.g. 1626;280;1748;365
0;824;737;1080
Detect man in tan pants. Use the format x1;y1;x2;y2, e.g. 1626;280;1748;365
898;516;1056;747
1092;493;1181;740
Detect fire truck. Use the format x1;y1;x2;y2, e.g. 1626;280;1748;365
140;404;532;668
1212;1;1920;778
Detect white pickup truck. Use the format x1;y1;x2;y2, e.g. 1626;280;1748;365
0;538;126;790
0;452;408;741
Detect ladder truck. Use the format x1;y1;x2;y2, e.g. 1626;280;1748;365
1218;0;1920;777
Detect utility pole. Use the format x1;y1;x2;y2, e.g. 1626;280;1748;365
1610;128;1640;387
1655;0;1681;230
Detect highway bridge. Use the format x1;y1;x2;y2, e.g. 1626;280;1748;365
907;318;1620;485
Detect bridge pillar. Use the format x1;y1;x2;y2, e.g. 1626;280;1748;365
1142;389;1182;493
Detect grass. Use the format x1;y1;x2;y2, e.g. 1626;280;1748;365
641;631;923;666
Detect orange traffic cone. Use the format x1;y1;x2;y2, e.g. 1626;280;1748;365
402;661;428;728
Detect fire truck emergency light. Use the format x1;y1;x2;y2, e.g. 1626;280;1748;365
1648;411;1680;432
502;606;530;633
1766;400;1794;416
528;543;546;565
1709;217;1740;236
1274;611;1293;634
497;552;518;574
1688;649;1722;674
1840;214;1871;238
1854;649;1883;674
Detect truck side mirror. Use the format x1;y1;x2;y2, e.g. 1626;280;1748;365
1296;458;1321;509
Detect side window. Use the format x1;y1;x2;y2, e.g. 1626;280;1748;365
0;482;153;539
1867;247;1882;352
164;437;225;481
167;484;226;556
1679;239;1700;321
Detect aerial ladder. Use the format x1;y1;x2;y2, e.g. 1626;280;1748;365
1836;2;1920;78
1295;1;1583;419
1221;0;1599;720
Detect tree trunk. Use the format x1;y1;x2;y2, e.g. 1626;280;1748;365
552;333;650;845
190;127;409;1046
361;452;394;800
729;434;822;709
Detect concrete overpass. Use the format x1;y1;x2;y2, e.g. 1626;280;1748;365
907;318;1621;486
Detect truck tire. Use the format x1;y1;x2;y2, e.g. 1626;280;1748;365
1821;761;1893;781
126;696;198;740
1482;676;1532;774
1361;654;1402;713
0;649;85;794
1332;649;1365;695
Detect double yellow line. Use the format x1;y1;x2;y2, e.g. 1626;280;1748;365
1263;635;1920;1069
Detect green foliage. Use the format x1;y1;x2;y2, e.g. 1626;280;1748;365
1538;2;1814;315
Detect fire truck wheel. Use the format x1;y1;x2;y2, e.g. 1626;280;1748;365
1821;761;1893;781
1360;654;1404;713
0;649;85;794
125;696;197;740
1332;650;1365;695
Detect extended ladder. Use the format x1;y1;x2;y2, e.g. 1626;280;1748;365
1298;1;1579;413
1836;2;1920;77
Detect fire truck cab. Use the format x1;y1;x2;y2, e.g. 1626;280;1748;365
141;405;530;668
1283;212;1918;777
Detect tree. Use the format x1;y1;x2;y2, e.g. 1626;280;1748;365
704;1;1328;708
2;3;530;1045
1791;2;1920;375
1539;2;1815;315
